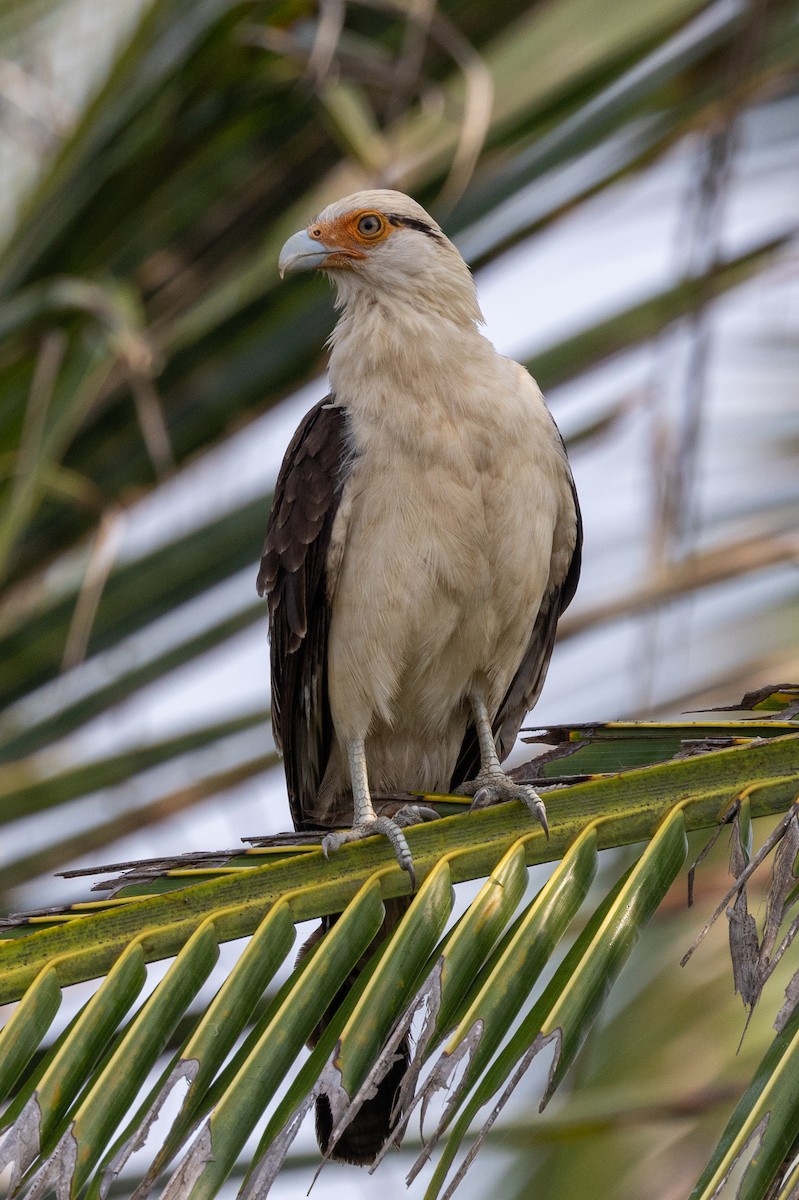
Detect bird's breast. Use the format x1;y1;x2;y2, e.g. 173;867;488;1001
325;365;561;742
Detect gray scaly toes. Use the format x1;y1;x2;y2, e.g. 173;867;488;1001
321;806;438;889
456;773;549;837
390;803;440;827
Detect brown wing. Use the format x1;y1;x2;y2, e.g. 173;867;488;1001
451;464;582;788
257;397;350;830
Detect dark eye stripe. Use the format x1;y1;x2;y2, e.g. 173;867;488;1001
386;214;443;241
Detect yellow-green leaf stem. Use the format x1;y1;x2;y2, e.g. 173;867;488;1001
2;734;796;1004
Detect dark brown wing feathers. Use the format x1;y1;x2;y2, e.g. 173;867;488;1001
260;398;408;1165
258;397;349;829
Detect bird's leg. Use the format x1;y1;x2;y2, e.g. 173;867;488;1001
321;738;436;887
455;691;549;836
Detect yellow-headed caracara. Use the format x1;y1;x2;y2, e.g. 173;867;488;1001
260;188;581;859
257;190;581;1160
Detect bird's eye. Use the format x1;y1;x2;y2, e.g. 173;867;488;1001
357;213;383;237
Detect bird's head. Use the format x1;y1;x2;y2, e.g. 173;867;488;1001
278;189;481;327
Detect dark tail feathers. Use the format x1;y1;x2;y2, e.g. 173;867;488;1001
299;896;411;1164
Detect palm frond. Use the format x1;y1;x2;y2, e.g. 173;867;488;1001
1;699;799;1197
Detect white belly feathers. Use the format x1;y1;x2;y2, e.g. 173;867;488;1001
322;331;567;795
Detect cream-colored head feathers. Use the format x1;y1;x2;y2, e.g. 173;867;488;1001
279;189;482;327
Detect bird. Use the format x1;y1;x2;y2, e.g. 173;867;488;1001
257;188;581;1162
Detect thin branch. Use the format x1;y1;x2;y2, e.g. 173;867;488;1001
61;506;124;671
126;365;175;481
305;0;347;87
382;0;436;124
355;0;494;205
12;330;67;498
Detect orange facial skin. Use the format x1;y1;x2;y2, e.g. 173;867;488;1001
307;210;394;269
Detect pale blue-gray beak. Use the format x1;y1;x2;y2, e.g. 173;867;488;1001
278;229;334;278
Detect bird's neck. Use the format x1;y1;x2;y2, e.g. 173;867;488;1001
327;286;493;419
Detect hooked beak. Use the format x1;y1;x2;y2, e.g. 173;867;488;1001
278;229;335;278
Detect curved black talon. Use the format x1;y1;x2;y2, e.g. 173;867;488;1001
321;815;417;888
462;773;549;838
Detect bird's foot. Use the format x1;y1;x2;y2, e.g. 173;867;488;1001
321;806;437;889
377;801;440;828
456;772;549;837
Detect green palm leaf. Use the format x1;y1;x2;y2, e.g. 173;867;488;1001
2;716;799;1197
